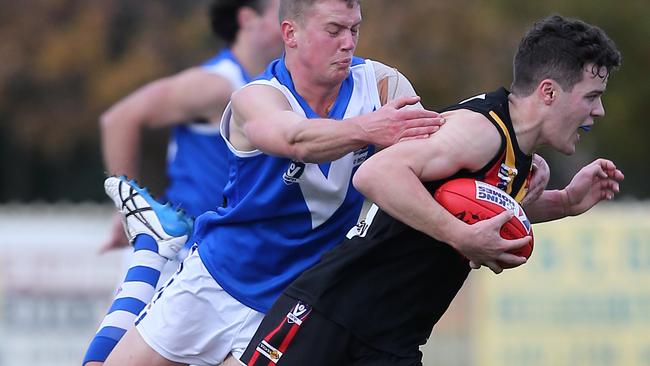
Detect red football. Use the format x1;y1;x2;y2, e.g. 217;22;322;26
434;178;534;268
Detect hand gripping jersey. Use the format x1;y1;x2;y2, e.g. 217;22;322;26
165;49;251;218
285;88;533;358
194;57;381;312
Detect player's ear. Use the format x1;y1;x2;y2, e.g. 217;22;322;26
539;80;557;106
282;20;297;48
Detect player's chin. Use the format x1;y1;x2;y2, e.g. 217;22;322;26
560;136;579;155
564;143;577;155
562;147;577;156
327;72;349;86
334;70;350;81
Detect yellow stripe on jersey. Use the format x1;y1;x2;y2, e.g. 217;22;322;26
514;178;528;202
488;111;527;201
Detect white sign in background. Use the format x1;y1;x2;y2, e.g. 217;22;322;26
0;205;123;366
2;203;648;366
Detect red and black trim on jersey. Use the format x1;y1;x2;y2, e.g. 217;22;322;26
245;301;312;365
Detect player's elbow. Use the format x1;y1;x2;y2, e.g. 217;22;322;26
284;127;322;163
353;160;383;200
99;108;119;133
289;145;311;163
287;137;318;163
100;102;147;135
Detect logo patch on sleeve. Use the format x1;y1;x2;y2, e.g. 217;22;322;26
256;340;283;363
286;301;312;325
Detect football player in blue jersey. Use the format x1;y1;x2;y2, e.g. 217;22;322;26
99;0;447;365
83;1;283;365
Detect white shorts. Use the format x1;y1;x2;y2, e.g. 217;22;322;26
136;246;265;366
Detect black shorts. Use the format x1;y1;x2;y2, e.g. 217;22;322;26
240;294;422;366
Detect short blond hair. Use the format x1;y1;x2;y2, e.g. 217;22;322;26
279;0;360;23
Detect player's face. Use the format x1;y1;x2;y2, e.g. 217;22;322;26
551;65;608;155
295;0;361;85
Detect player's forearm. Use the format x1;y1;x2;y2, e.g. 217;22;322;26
100;112;142;178
353;161;463;244
523;189;569;223
282;118;370;163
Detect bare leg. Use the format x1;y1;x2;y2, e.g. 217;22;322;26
223;354;244;366
104;327;186;366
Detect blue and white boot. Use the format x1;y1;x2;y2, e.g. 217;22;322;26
104;176;193;260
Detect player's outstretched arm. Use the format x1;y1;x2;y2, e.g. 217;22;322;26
524;158;624;223
101;67;232;178
354;111;530;274
231;85;443;163
99;68;232;252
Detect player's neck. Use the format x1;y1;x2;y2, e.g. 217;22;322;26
509;94;541;156
231;42;270;78
285;56;342;117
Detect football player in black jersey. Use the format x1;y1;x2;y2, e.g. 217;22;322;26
241;14;624;366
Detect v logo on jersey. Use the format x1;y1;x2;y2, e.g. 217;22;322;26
282;161;306;185
286;302;312;325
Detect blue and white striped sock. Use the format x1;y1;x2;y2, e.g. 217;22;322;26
82;234;166;365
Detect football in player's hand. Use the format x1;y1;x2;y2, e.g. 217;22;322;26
434;178;533;268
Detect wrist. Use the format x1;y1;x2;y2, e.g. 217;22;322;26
559;189;571;217
436;216;468;251
348;115;372;144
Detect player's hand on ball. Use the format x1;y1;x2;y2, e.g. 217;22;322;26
461;211;531;274
435;179;533;274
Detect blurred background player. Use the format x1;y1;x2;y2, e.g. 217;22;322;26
82;0;282;365
240;14;624;366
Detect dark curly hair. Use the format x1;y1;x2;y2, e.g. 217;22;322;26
210;0;272;45
511;15;622;96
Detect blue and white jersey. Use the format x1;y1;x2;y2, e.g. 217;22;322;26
165;49;251;218
195;56;381;312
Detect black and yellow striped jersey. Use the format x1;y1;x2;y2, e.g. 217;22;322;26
285;88;534;359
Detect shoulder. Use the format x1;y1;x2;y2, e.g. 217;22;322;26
368;60;397;74
156;67;235;109
436;109;502;169
441;109;499;137
175;67;233;88
232;83;287;105
230;83;292;118
365;60;419;106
